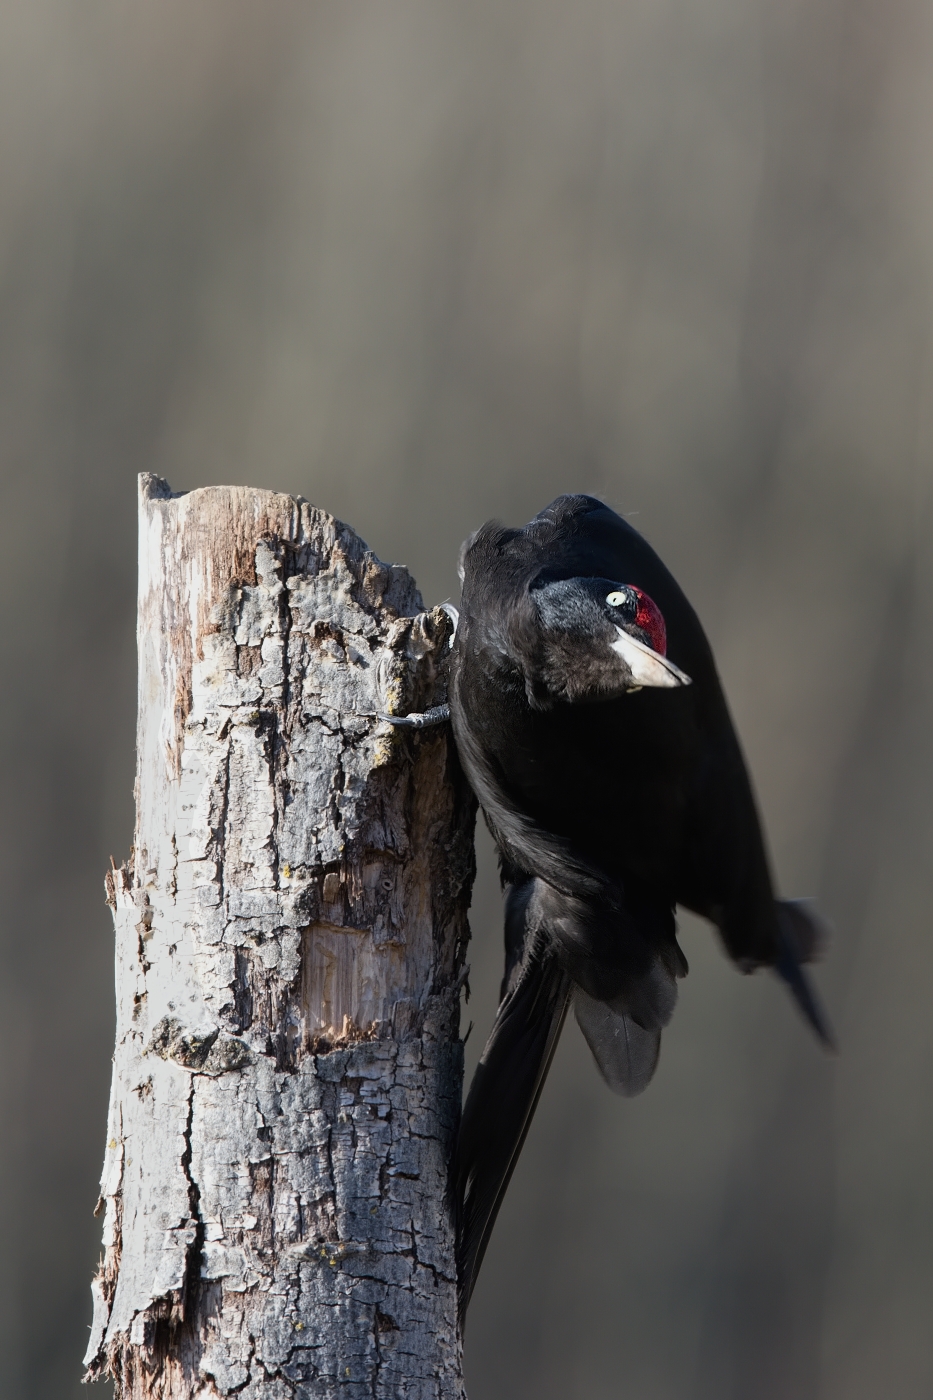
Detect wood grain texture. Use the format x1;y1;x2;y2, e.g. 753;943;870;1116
85;476;476;1399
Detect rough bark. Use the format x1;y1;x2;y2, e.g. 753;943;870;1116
85;476;476;1399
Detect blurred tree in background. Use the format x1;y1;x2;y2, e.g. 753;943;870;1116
1;2;931;1397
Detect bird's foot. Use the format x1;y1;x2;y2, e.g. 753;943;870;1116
377;704;451;729
440;601;460;644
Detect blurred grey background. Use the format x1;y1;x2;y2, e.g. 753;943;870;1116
1;2;931;1397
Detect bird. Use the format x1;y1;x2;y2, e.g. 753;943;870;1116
443;493;831;1326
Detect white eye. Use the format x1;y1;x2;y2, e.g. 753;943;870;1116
606;591;627;607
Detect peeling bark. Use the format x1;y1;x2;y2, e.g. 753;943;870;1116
85;476;476;1399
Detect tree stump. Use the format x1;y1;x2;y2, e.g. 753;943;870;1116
84;476;476;1399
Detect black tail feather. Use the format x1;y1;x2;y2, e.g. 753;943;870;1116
454;929;571;1328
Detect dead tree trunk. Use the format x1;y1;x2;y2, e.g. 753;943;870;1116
84;476;476;1399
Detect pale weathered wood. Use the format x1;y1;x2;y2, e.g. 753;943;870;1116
85;476;475;1399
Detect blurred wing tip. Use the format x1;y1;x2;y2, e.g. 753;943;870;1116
776;955;836;1050
777;898;834;963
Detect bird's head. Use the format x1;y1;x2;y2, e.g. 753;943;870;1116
523;575;691;706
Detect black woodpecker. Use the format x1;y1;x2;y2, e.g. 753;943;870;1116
444;493;831;1325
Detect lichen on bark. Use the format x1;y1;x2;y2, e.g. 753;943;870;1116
85;477;475;1399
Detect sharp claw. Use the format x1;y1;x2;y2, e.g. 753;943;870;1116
441;602;460;648
377;704;451;730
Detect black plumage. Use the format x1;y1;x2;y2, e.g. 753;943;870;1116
448;493;830;1324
